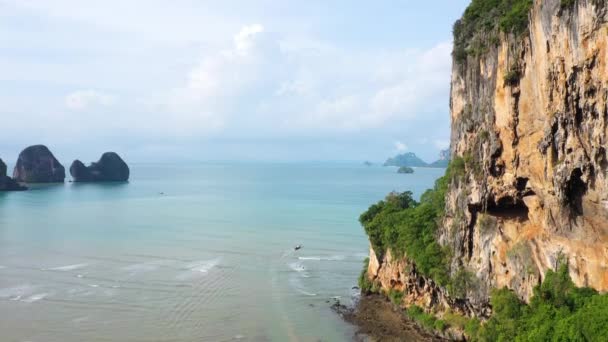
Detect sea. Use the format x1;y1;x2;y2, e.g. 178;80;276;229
0;162;444;342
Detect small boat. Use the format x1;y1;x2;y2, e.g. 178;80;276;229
294;244;303;251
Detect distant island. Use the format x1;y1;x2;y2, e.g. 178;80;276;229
383;149;450;168
428;149;450;168
0;144;130;191
363;161;373;166
397;166;414;174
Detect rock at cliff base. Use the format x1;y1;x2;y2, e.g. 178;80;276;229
0;158;27;191
13;145;65;183
70;152;129;182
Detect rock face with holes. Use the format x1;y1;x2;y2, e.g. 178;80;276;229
368;0;608;317
70;152;130;182
13;145;65;183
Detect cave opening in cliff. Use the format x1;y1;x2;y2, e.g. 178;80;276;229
565;168;587;216
486;196;529;220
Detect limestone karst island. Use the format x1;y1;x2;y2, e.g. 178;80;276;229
1;0;607;341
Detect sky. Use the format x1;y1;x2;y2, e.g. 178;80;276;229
0;0;471;164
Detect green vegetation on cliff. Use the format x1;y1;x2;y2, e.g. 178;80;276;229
453;0;533;63
360;156;608;341
360;160;462;285
473;263;608;341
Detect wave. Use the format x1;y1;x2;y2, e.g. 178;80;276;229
296;289;317;296
175;258;221;280
297;255;345;261
22;292;49;303
121;262;160;273
47;263;88;271
288;262;306;272
72;316;90;323
0;284;35;300
288;275;316;296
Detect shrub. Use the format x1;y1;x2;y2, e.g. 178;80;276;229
479;130;490;141
406;305;445;331
477;213;496;234
448;268;478;298
507;241;536;275
358;257;375;294
447;157;466;183
560;0;576;9
453;0;534;63
464;318;482;337
388;289;404;305
504;67;521;86
359;173;452;286
472;263;608;341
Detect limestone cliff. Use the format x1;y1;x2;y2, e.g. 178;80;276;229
366;0;608;319
70;152;130;182
0;158;27;191
13;145;65;183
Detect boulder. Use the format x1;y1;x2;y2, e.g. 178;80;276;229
0;158;27;191
13;145;65;183
70;152;129;182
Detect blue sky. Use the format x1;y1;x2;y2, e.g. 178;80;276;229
0;0;470;163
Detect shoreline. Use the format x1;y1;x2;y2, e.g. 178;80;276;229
332;293;445;342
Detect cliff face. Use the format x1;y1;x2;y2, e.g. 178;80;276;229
13;145;65;183
0;158;27;191
367;0;608;316
70;152;130;182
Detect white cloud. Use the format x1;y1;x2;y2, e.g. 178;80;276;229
234;24;265;54
1;2;454;153
65;90;116;110
163;23;451;135
395;141;408;152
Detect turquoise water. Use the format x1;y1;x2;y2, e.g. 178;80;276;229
0;162;444;342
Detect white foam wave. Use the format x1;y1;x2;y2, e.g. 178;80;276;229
22;293;49;303
297;289;317;296
47;263;88;271
288;275;316;296
288;262;306;272
298;255;345;261
0;284;35;300
121;262;159;273
185;258;221;273
72;316;89;323
176;258;221;280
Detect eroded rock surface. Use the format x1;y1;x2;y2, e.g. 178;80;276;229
70;152;129;182
0;158;26;191
366;0;608;318
13;145;65;183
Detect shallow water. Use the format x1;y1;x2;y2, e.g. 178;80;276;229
0;162;443;342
